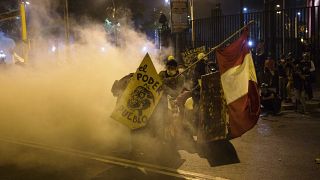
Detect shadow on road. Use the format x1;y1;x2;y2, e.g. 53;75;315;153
198;140;240;167
92;166;185;180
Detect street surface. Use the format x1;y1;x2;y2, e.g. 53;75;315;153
0;110;320;180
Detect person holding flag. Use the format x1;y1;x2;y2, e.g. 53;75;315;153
176;21;260;140
111;53;163;131
157;57;185;142
215;27;260;138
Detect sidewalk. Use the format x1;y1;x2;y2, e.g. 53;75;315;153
281;88;320;112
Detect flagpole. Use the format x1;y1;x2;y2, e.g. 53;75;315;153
175;20;255;78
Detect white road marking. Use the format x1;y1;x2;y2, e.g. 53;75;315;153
0;136;228;180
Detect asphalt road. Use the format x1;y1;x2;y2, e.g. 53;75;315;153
0;111;320;180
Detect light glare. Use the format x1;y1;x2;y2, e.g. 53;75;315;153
248;40;254;47
51;46;56;52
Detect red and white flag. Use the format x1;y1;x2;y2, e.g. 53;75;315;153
216;29;260;138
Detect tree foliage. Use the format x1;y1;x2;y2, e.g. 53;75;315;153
66;0;146;26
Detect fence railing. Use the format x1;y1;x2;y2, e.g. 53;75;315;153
183;6;320;67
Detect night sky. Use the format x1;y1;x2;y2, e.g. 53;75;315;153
0;0;309;32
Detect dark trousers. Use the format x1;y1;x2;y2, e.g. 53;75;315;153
279;77;287;100
304;79;313;100
261;98;281;114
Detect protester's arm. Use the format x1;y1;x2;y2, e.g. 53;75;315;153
262;93;275;100
310;61;315;72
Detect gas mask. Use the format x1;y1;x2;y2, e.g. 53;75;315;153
167;70;177;76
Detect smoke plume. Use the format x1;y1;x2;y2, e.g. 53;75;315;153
0;0;174;169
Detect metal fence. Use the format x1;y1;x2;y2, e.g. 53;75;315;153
183;6;320;68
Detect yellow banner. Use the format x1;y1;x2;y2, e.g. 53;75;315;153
181;46;206;66
111;54;163;130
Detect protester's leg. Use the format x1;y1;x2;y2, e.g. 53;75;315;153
279;78;283;99
262;99;274;113
286;81;293;102
279;77;286;100
300;90;307;113
305;81;313;100
272;98;282;114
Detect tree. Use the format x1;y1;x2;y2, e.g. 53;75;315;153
65;0;146;27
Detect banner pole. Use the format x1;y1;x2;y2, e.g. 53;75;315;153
176;20;254;78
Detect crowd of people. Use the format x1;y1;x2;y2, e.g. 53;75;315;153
111;40;317;146
256;41;317;115
111;53;217;144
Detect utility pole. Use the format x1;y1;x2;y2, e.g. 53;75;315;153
64;0;70;45
189;0;195;48
20;1;28;62
240;0;244;26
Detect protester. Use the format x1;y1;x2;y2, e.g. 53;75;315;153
256;39;266;78
302;52;314;100
278;55;287;100
159;58;185;98
111;73;134;101
260;83;281;115
285;53;295;102
261;64;273;86
293;62;307;113
192;53;209;105
190;52;213;130
157;57;185;142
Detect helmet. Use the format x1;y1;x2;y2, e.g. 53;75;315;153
166;59;178;67
197;53;208;61
167;55;175;61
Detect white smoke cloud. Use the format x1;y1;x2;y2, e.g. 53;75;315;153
0;0;172;161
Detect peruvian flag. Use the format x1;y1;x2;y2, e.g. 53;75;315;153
216;29;260;138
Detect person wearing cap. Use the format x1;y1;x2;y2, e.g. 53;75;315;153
155;58;185;142
189;52;212;129
167;55;175;61
260;83;281;115
192;53;209;106
159;58;185;98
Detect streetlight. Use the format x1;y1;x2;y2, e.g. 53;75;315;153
142;46;148;52
248;40;254;47
25;1;30;5
243;7;248;13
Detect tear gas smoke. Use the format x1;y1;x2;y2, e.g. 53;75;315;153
0;0;175;169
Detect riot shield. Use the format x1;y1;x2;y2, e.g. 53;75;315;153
197;72;228;143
